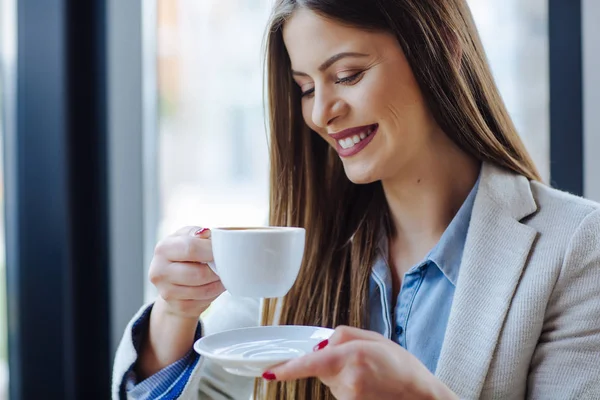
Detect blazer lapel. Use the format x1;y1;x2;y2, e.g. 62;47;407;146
435;163;538;398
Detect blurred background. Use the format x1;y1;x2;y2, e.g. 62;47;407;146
0;0;598;398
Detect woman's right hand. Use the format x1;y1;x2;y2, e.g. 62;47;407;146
149;226;225;320
138;226;225;379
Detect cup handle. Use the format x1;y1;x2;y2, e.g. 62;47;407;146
207;260;218;275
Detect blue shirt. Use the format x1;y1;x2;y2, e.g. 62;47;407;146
123;180;479;398
368;177;478;373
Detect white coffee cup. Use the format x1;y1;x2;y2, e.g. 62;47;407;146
206;227;305;298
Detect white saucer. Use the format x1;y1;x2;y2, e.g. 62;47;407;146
193;325;334;377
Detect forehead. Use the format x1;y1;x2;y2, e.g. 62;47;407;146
282;8;386;70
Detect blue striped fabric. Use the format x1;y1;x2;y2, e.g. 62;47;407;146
122;305;202;400
125;350;200;400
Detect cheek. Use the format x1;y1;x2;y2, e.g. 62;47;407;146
346;79;395;123
360;66;428;121
383;87;430;130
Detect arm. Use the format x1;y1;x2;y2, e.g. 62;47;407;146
527;209;600;399
113;226;261;399
137;297;200;379
113;301;202;400
112;293;261;400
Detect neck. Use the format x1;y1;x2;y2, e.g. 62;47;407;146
382;134;480;272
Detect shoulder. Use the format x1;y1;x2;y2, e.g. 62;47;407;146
531;181;600;218
526;181;600;280
527;181;600;240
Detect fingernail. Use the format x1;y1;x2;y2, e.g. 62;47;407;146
194;228;209;236
262;371;276;381
313;339;328;351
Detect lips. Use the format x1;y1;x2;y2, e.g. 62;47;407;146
330;124;379;157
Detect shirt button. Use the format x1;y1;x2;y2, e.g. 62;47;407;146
396;325;404;336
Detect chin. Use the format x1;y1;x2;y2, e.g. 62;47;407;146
342;164;380;185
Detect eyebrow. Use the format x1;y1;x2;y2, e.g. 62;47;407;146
291;52;369;77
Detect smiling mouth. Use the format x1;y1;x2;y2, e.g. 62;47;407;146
336;125;377;149
330;124;379;157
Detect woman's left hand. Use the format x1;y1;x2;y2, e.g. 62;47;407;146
264;326;459;400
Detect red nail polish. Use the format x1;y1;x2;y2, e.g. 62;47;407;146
262;371;277;381
313;339;328;351
194;228;209;236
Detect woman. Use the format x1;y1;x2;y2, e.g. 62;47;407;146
112;0;600;399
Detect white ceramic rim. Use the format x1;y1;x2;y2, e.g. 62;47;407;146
210;226;305;233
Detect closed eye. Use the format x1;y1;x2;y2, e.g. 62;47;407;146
301;87;315;98
335;71;364;85
300;71;365;99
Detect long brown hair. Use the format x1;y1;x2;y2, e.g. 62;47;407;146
257;0;541;398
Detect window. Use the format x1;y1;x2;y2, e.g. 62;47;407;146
146;0;272;301
155;0;271;234
469;0;549;180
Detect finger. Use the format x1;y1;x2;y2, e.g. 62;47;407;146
328;326;385;346
171;226;209;237
194;227;211;239
161;280;225;302
154;235;213;263
166;262;219;286
267;345;345;381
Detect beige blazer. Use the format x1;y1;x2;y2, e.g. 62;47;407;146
112;162;600;399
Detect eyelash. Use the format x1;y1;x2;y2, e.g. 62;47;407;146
301;71;365;98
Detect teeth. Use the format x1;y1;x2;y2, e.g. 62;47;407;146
337;126;376;149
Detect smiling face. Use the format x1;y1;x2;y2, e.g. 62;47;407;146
282;8;443;184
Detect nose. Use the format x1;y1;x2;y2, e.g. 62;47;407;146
311;87;348;129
